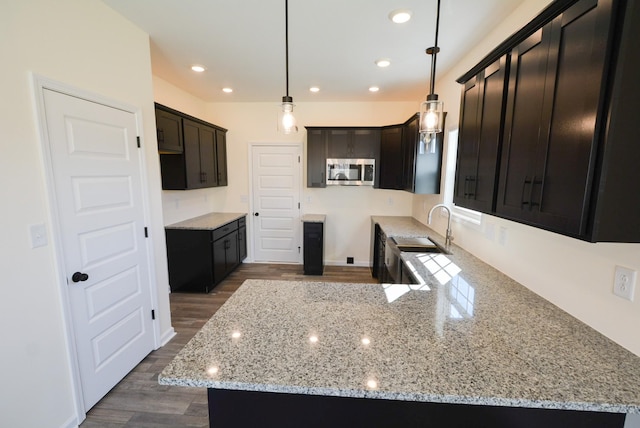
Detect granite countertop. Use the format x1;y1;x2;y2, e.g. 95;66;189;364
301;214;326;223
159;216;640;414
165;212;246;230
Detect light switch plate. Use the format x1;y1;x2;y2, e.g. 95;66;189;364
613;265;636;301
29;223;48;248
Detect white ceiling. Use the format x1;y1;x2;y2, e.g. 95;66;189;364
101;0;528;103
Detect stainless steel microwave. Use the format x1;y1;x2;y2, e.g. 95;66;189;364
326;158;375;186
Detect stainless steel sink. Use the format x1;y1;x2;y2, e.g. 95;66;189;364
391;236;444;253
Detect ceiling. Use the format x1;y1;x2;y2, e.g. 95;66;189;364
101;0;528;103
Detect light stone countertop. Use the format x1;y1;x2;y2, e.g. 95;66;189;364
165;212;246;230
159;216;640;414
301;214;326;223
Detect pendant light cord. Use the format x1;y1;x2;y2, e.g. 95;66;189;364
285;0;290;98
429;0;441;96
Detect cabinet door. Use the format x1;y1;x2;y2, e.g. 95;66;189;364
225;230;239;274
402;115;419;192
303;222;323;275
497;0;610;236
496;29;549;221
454;56;507;212
165;229;213;293
306;129;327;187
352;129;380;158
183;119;206;189
212;237;227;284
238;225;247;261
455;77;481;204
156;108;183;154
215;129;228;187
327;129;351;158
533;0;609;235
379;126;403;189
199;124;218;187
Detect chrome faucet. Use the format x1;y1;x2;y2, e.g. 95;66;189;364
428;203;453;251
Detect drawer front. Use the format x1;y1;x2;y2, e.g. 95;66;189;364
238;216;246;228
212;220;238;241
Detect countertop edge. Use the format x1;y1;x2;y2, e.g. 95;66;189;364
157;376;638;414
165;212;247;230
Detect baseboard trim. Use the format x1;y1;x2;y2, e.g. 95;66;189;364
160;327;176;347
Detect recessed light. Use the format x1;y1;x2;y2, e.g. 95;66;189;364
222;87;233;93
369;86;380;92
191;65;206;72
309;86;320;93
389;9;412;24
375;59;391;68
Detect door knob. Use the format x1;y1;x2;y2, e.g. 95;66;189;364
254;212;259;216
72;272;89;282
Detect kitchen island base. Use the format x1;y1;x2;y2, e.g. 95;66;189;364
207;389;625;428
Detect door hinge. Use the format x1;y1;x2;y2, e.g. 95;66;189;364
151;309;156;320
298;202;300;209
298;155;300;163
144;227;149;238
298;246;301;253
136;136;141;148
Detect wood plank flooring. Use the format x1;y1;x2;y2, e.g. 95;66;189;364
80;263;375;427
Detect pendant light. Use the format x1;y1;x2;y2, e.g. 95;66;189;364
278;0;298;134
419;0;444;137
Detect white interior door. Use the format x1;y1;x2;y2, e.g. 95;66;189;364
251;145;302;263
42;89;154;410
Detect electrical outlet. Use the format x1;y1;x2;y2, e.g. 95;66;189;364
347;257;354;265
29;223;48;248
613;265;636;301
484;223;495;241
498;226;508;246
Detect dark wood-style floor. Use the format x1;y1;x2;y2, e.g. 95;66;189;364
80;263;374;427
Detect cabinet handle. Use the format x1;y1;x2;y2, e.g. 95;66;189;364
530;176;543;209
464;176;476;198
157;128;164;143
521;176;531;208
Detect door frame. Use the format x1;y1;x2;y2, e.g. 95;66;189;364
31;74;161;421
248;142;303;264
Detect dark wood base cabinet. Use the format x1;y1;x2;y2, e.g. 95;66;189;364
207;389;625;428
303;222;324;275
165;217;246;293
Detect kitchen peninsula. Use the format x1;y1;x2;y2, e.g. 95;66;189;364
159;217;640;427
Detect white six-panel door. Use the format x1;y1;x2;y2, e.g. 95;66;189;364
251;145;302;263
42;89;154;410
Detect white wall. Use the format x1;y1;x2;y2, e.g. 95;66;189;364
154;76;419;265
0;1;172;426
414;0;640;358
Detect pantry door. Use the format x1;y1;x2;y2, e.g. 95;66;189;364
42;88;155;411
251;144;302;263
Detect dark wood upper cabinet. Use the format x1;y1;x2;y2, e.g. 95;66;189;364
403;113;444;194
156;108;183;154
306;128;327;188
215;128;228;187
379;125;404;190
457;0;640;242
156;103;227;190
305;127;380;187
454;56;508;212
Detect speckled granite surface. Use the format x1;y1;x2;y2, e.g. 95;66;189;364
165;212;246;230
159;216;640;414
301;214;326;223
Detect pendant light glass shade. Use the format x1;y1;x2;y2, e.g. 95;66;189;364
419;96;444;134
278;96;298;134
